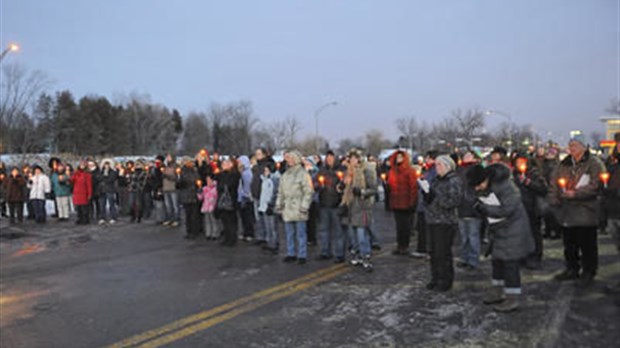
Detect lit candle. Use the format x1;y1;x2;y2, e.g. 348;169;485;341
558;178;567;193
214;168;221;175
175;167;182;175
160;167;165;173
600;172;610;189
200;149;207;156
380;173;387;182
196;179;202;188
336;171;344;181
318;175;325;186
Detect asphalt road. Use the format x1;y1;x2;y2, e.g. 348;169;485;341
0;206;618;348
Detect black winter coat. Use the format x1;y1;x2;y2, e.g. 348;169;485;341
317;164;343;208
425;170;463;225
476;164;535;261
216;170;240;210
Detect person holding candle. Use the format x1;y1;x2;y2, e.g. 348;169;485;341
317;151;345;262
387;150;419;256
71;161;93;225
549;136;605;288
178;159;203;240
3;166;27;224
511;153;548;270
602;134;620;300
28;165;51;224
127;161;148;224
197;174;220;241
257;163;280;253
162;154;181;227
51;163;72;221
216;158;241;247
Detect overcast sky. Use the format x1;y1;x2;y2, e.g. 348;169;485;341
2;0;618;144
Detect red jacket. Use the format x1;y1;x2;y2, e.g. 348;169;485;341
71;169;92;205
387;151;418;210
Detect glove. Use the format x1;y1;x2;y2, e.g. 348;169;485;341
353;187;362;197
266;206;274;216
417;179;430;194
299;208;308;215
473;200;487;215
422;188;435;204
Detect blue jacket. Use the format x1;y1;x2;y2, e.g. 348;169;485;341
237;156;253;203
51;173;72;197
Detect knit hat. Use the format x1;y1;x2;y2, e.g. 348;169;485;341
569;133;588;148
435;155;456;172
466;164;488;187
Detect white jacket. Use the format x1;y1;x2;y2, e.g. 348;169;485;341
29;173;51;200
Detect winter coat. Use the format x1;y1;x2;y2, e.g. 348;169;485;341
3;174;27;203
317;164;343;208
549;151;605;228
237;156;253;204
251;157;276;200
258;174;276;213
196;160;213;183
457;164;481;218
51;173;72;197
513;163;548;219
417;166;437;213
90;168;102;197
178;167;201;205
162;167;179;192
28;173;51;200
387;151;418;211
342;164;378;228
99;168;119;194
216;169;240;210
149;167;164;200
476;164;535;261
424;170;463;225
128;169;148;193
71;169;92;206
197;182;218;213
603;153;620;220
276;154;314;222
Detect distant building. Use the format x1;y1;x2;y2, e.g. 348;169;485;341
599;115;620;152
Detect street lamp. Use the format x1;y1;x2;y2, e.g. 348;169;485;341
484;109;513;152
314;101;338;154
0;43;20;62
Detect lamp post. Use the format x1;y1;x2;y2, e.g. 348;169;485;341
484;109;513;152
314;101;338;154
0;43;20;62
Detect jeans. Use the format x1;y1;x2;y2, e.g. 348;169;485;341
254;201;266;241
285;221;307;258
352;226;371;257
260;213;278;249
153;199;165;223
99;192;118;221
163;191;180;222
32;199;46;223
368;214;381;247
89;196;102;221
458;218;482;267
319;208;342;257
204;212;221;238
492;259;522;294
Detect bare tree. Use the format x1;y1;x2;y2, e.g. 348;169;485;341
451;108;485;144
364;129;392;157
207;100;257;155
395;116;418;151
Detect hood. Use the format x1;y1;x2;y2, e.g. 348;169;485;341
487;163;512;184
100;158;115;169
238;155;251;170
288;151;303;166
389;150;411;170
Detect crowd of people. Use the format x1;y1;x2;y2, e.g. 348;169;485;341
1;132;619;313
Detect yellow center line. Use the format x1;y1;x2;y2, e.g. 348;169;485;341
103;263;347;348
136;267;350;348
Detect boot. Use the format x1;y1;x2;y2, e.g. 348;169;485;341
349;253;363;266
554;269;579;281
493;294;520;313
362;256;373;273
483;286;505;305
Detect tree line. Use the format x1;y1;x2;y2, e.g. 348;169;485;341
4;63;614;158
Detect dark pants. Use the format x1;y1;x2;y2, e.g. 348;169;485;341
416;212;429;253
527;211;543;262
26;200;35;219
239;202;255;238
562;226;599;275
394;209;413;251
128;191;145;222
76;204;90;224
544;211;561;238
184;203;202;237
307;201;319;244
32;199;46;223
492;259;522;292
8;202;24;223
220;210;239;245
428;224;457;288
89;196;102;222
